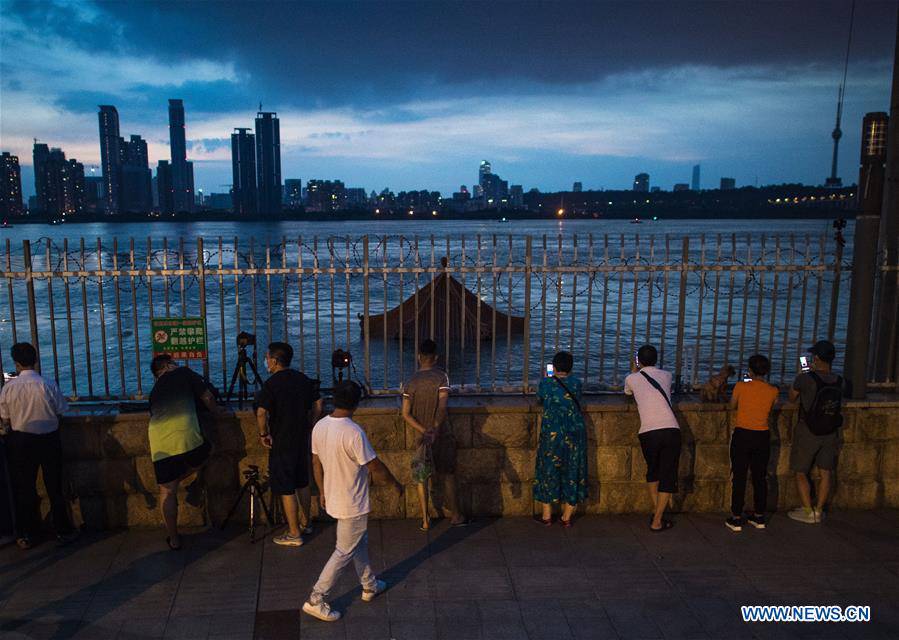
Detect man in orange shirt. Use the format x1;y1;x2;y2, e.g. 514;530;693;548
726;354;779;532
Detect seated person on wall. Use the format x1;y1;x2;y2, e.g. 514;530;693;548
726;354;778;533
402;339;468;531
625;344;681;532
148;354;223;550
0;342;77;550
787;340;845;525
533;351;588;527
256;341;322;547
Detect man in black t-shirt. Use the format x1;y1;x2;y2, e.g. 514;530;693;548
256;342;322;546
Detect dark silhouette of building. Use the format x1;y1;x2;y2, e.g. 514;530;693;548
231;128;257;215
572;181;583;192
691;164;701;191
98;105;122;214
720;177;736;190
510;184;524;208
84;175;104;212
284;178;302;209
674;183;690;192
33;147;85;219
633;173;649;192
120;135;152;213
346;187;368;209
255;111;282;215
32;142;50;213
168;99;195;212
156;160;174;214
306;179;345;212
0;152;23;218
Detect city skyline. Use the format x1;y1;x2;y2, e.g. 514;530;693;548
1;1;897;198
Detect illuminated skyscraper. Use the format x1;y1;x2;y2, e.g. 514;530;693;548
255;111;282;215
98;105;122;213
231;128;257;215
0;152;23;218
284;178;302;209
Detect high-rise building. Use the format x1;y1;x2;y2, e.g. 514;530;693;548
633;173;649;192
32;142;50;213
120;134;152;213
572;181;583;192
478;160;492;188
691;164;701;191
84;175;104;212
720;177;736;190
674;183;690;192
284;179;302;209
0;152;23;218
98;105;122;213
510;184;524;208
231;128;257;215
168;99;195;212
36;147;84;219
255;111;282;215
156;161;174;214
345;187;367;209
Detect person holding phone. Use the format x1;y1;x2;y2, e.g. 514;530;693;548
726;354;778;532
533;351;587;526
787;341;845;524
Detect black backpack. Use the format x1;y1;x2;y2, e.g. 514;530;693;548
802;372;844;435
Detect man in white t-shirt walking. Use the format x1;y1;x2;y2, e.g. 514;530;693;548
624;344;681;532
302;381;403;622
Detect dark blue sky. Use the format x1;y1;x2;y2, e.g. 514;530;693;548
1;0;896;197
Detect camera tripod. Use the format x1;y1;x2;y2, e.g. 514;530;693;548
220;465;274;543
226;344;260;409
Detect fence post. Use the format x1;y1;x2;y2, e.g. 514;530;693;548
673;236;690;391
22;240;40;373
197;237;209;380
827;237;844;343
522;236;532;394
363;236;371;389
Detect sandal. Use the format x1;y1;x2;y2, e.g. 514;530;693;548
166;536;182;551
649;519;674;532
559;518;573;528
534;515;553;527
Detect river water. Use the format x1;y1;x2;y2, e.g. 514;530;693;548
0;218;852;398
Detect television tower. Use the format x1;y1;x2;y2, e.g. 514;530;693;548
826;0;856;188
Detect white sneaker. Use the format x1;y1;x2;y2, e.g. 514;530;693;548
361;579;387;602
273;532;304;547
302;600;341;622
787;507;818;524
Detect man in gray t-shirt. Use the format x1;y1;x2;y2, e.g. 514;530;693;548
787;340;843;525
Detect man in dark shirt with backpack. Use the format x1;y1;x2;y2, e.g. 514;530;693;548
787;340;844;525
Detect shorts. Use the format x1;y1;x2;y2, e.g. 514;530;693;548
154;439;211;485
789;421;839;473
432;429;457;475
638;428;681;493
269;443;310;495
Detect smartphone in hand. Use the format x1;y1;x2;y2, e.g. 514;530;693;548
546;363;554;377
799;356;810;372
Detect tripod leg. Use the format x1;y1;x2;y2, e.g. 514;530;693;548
220;480;251;530
226;353;245;401
249;484;257;543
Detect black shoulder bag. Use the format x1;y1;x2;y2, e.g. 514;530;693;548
638;370;674;412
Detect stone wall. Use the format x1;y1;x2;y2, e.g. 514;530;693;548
36;396;899;529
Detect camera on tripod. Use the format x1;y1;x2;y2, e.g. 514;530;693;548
243;464;261;481
236;331;256;348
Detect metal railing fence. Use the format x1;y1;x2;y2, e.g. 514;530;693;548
0;232;859;399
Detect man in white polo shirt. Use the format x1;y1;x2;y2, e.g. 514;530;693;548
303;381;403;623
624;344;681;532
0;343;77;549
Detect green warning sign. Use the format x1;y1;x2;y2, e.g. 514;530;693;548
151;317;208;360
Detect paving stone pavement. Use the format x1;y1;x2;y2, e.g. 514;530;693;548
1;511;898;639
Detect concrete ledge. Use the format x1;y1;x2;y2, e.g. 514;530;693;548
34;394;899;529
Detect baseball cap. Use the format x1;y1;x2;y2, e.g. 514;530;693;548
807;340;836;363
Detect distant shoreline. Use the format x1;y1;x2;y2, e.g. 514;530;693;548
2;208;854;225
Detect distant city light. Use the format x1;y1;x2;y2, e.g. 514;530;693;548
557;208;564;216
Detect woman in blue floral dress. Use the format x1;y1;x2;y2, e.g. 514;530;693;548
534;351;588;527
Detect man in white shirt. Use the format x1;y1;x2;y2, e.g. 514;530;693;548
624;344;681;532
0;343;77;549
302;381;403;622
